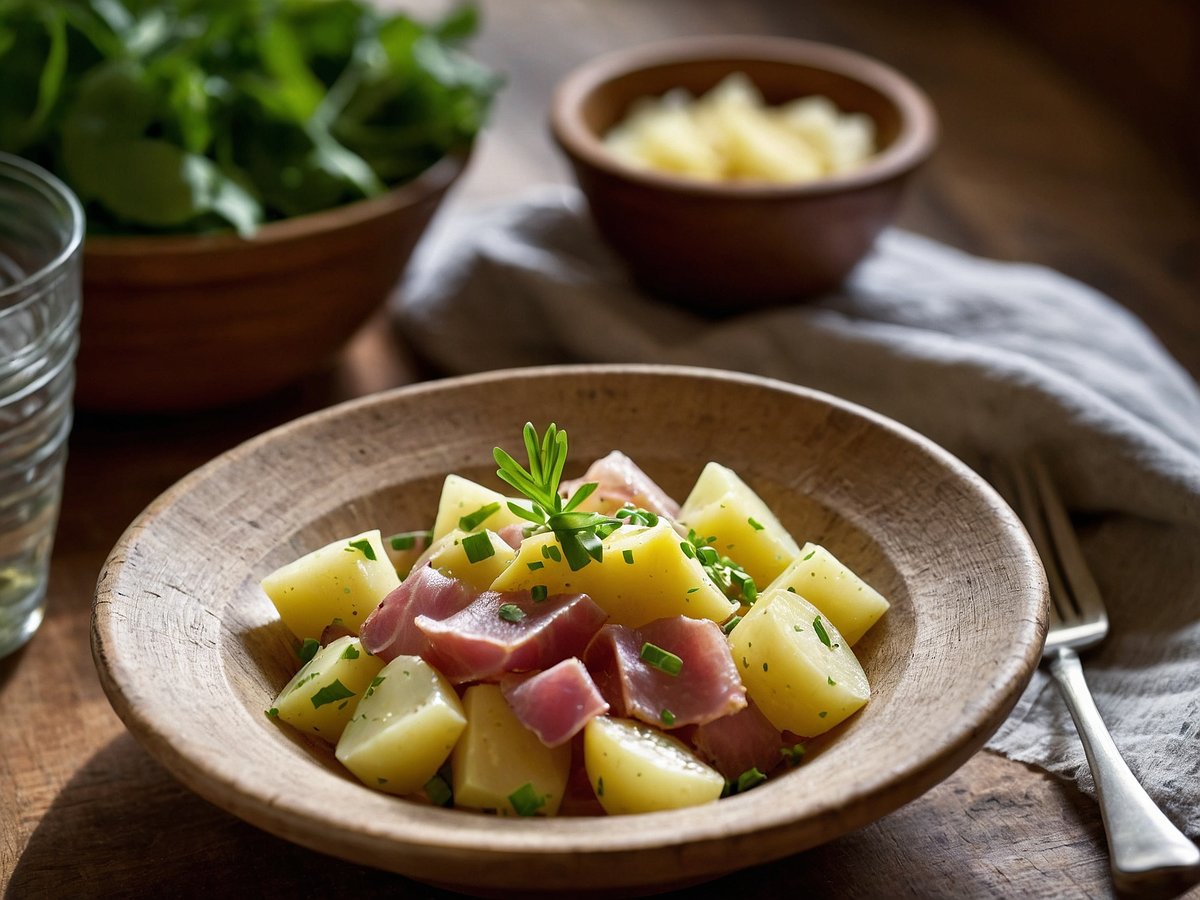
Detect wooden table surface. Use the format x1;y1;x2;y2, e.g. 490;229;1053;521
3;1;1198;898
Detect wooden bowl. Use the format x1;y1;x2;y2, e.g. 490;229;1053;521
77;154;466;412
550;37;938;310
92;365;1045;895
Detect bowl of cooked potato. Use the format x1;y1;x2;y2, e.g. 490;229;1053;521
92;365;1045;895
550;36;938;310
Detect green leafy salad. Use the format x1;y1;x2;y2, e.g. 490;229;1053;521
0;0;499;235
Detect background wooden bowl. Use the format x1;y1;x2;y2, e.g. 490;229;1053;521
551;37;938;311
91;365;1045;895
77;154;466;412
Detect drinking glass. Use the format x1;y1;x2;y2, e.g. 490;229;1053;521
0;153;84;658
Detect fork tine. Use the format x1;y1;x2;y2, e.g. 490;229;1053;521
1001;457;1072;625
1025;455;1107;626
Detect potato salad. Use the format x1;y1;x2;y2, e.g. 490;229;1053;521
261;424;889;817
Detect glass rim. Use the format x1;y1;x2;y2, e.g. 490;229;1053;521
0;152;85;303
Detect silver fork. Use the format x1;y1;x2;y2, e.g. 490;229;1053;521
996;455;1200;893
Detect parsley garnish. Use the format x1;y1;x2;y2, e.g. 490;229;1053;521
508;782;547;816
265;707;279;718
615;507;658;527
462;531;495;564
341;644;360;660
813;616;833;649
640;642;683;676
345;538;377;561
310;679;356;709
498;603;525;623
296;637;320;664
494;423;622;572
459;502;501;532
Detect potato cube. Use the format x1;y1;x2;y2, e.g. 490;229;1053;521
489;520;735;627
727;588;869;737
431;475;533;542
261;530;400;641
269;636;383;742
429;528;517;591
678;462;801;586
584;716;724;815
335;655;466;796
764;543;889;645
451;684;570;816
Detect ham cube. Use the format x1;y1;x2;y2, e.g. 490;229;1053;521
560;451;681;518
416;591;608;684
501;659;610;747
583;616;746;729
359;565;478;663
691;700;788;779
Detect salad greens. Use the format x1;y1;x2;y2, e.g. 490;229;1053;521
0;0;499;235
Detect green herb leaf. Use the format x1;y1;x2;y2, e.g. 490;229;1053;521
498;603;525;623
297;637;320;664
310;679;355;709
508;782;546;817
424;774;453;807
341;644;360;660
660;708;676;726
459;501;501;531
780;743;807;766
813;616;833;649
747;517;764;531
530;585;548;603
640;642;683;676
345;538;377;561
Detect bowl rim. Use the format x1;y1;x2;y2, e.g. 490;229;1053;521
82;151;468;258
550;35;939;199
91;363;1045;892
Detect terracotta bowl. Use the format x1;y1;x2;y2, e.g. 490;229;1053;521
92;365;1045;896
550;37;938;311
77;153;466;412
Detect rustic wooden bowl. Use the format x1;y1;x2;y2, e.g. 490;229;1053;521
550;37;938;311
92;365;1045;896
77;153;466;412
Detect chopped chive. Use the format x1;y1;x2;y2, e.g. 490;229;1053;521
660;708;676;726
345;538;377;561
340;644;361;660
310;679;356;709
780;743;807;766
596;777;605;797
462;531;495;564
459;501;501;532
508;782;547;816
498;603;526;623
542;544;562;563
622;549;635;565
640;642;683;676
297;637;320;664
365;675;385;698
819;711;828;718
803;550;816;561
813;616;833;649
679;541;696;559
736;767;767;792
527;560;545;571
747;517;764;531
722;615;742;634
828;675;837;685
389;529;431;551
787;586;797;593
425;775;453;807
762;662;769;672
265;707;279;718
530;584;548;603
686;586;699;594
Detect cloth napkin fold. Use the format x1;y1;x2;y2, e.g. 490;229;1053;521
396;186;1200;836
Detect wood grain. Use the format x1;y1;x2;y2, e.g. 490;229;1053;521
3;1;1198;898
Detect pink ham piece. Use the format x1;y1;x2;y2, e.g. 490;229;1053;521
359;565;477;662
583;616;746;728
496;522;526;550
691;700;788;779
416;591;608;684
560;450;681;518
501;659;609;747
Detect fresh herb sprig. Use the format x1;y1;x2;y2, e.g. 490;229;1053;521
684;530;757;605
493;423;619;571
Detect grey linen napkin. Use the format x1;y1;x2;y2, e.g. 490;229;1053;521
397;186;1200;836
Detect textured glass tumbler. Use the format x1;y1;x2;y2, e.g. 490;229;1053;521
0;154;83;658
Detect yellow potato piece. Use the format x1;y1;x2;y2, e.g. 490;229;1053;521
335;655;466;796
678;462;801;587
764;543;889;645
429;528;517;591
584;716;724;815
728;588;869;737
270;636;384;742
430;474;533;542
260;530;400;641
451;684;570;816
489;521;735;627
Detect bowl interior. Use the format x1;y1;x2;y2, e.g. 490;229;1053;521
93;365;1044;895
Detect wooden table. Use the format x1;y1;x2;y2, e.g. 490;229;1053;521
3;1;1197;897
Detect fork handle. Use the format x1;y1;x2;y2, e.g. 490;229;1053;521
1047;647;1200;892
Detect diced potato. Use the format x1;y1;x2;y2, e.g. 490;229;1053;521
489;520;735;628
727;588;869;737
382;529;432;579
764;543;889;645
610;102;724;180
584;716;724;815
261;530;400;641
451;684;571;816
335;655;466;796
269;636;384;742
678;462;801;587
430;474;533;542
429;528;517;591
699;101;823;182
